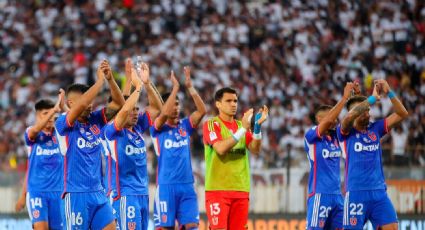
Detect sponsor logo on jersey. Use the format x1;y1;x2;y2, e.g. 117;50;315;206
322;149;341;158
77;137;102;149
36;146;60;155
125;145;146;155
164;139;188;149
354;142;379;152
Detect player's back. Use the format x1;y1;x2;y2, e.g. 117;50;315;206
55;110;106;193
304;126;342;196
25;128;63;192
337;119;387;191
151;117;195;185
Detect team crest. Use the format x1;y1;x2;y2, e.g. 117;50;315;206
319;219;325;228
80;128;85;134
128;222;136;230
212;217;219;225
127;133;133;140
161;214;167;223
90;125;100;135
52;136;57;144
33;210;40;218
368;132;377;141
178;128;187;137
350;217;357;226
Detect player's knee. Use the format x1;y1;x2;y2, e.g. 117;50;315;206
379;223;398;230
183;223;199;230
102;221;116;230
33;222;49;230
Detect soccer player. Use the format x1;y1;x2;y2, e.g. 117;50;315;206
151;67;206;230
338;79;408;230
105;63;162;230
55;60;125;230
304;82;358;230
100;58;134;198
15;92;65;230
202;87;268;230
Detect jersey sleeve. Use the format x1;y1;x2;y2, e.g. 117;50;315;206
373;119;389;138
55;113;73;136
90;108;108;128
182;117;196;136
245;130;253;146
304;126;321;144
24;127;35;146
104;120;122;141
203;119;223;146
137;112;152;134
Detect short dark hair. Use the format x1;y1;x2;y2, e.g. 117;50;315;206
315;104;332;116
161;92;179;102
66;83;90;96
214;87;238;102
35;99;55;111
346;95;367;110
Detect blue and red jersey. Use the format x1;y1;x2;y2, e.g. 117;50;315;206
24;127;63;192
304;126;342;197
55;109;107;195
337;119;389;191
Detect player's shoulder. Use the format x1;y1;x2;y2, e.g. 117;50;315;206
203;117;219;130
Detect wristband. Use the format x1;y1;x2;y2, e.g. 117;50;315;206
232;127;247;142
188;87;197;95
253;113;262;134
253;132;262;140
388;90;396;99
367;96;376;105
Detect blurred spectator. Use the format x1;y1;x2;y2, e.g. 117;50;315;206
390;125;409;166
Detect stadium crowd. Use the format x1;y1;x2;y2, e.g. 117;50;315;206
0;0;425;174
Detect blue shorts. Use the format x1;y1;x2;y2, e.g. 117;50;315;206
112;195;149;230
26;191;62;229
306;193;343;229
62;191;115;230
154;183;199;228
343;190;398;229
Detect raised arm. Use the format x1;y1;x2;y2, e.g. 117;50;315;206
212;109;253;155
376;79;409;129
247;106;269;155
122;58;133;97
67;61;106;125
140;63;163;120
114;68;143;130
104;61;125;121
154;71;179;130
340;84;380;134
58;88;69;112
184;66;206;127
28;92;62;140
317;82;354;135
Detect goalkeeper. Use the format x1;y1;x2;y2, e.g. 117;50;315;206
202;87;268;230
